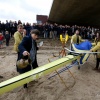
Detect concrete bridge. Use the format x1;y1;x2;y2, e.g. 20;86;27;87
48;0;100;27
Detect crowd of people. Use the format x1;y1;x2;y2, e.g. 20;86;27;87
0;20;100;39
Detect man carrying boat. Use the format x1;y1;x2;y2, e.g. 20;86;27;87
71;29;84;45
90;31;100;71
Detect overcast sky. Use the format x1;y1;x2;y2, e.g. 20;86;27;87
0;0;53;23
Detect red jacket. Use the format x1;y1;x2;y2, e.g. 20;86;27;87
0;35;4;41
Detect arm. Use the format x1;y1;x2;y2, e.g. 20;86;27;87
91;42;100;52
71;36;74;44
18;37;29;55
92;38;97;46
81;39;85;42
80;37;85;42
14;33;22;45
92;43;96;46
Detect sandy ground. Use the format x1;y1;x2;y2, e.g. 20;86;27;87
0;38;100;100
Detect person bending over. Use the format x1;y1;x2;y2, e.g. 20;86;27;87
18;29;40;88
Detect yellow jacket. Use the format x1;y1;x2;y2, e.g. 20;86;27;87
13;31;23;52
91;39;100;58
71;34;83;44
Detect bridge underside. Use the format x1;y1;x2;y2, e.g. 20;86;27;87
49;0;100;27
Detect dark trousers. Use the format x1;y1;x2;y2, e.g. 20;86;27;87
32;59;38;69
17;59;32;88
18;60;38;88
21;59;38;88
18;65;31;88
16;52;31;88
6;39;10;46
96;58;100;69
16;52;38;88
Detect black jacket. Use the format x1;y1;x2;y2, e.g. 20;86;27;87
18;35;38;60
5;34;10;40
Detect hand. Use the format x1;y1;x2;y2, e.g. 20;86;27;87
90;49;93;52
23;51;30;56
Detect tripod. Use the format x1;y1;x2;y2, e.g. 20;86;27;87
59;40;66;57
59;34;68;57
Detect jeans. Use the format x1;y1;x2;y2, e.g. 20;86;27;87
50;31;54;39
54;31;57;38
44;31;48;38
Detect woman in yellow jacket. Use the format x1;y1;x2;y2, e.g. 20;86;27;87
90;31;100;70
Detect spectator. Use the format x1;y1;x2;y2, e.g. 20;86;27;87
0;20;99;41
49;24;54;39
23;29;27;37
25;22;31;36
54;23;58;38
9;20;14;37
13;24;23;52
0;33;4;49
1;22;5;37
5;20;10;33
13;24;24;72
5;31;10;46
58;25;63;37
44;22;49;38
14;21;18;32
11;21;16;36
18;20;22;25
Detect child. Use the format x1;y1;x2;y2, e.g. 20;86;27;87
5;31;10;46
0;33;4;49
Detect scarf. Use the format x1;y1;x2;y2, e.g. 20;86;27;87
30;39;37;63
